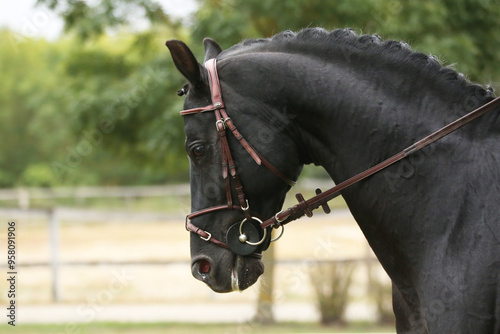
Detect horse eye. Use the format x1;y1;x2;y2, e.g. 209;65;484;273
192;145;206;157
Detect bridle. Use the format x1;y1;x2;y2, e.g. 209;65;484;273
181;58;296;258
181;58;500;258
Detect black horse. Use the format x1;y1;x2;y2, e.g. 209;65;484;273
166;28;500;333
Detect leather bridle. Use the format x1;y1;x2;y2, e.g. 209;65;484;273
181;58;500;258
181;58;296;258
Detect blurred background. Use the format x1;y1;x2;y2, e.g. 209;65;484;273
0;0;499;333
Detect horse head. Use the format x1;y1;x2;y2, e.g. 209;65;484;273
166;38;302;292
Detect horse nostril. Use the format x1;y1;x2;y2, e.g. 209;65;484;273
191;257;214;282
198;259;211;274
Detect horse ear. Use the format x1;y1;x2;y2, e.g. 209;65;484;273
203;38;223;62
165;40;204;86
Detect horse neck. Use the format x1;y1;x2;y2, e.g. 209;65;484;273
280;55;493;182
272;53;498;281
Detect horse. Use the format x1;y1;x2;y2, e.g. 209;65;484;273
166;28;500;333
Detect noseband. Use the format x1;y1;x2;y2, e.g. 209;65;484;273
180;58;296;258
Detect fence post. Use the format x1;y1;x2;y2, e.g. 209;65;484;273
49;208;61;302
253;245;275;324
18;188;30;209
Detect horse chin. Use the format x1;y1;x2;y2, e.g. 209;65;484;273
231;255;264;291
231;255;264;292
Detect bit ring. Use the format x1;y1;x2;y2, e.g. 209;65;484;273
239;216;267;246
271;224;285;242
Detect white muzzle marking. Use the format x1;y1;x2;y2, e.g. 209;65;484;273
231;256;242;292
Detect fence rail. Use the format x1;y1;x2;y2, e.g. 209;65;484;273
1;181;374;305
0;179;335;209
0;184;191;209
0;206;187;301
0;206;378;303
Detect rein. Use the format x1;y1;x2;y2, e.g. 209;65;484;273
181;58;500;256
263;95;500;229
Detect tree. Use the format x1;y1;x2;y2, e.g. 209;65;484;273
35;0;500;187
0;30;73;187
7;0;193;186
54;33;189;184
37;0;172;40
192;0;500;88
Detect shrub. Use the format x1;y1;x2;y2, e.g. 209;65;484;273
309;261;355;325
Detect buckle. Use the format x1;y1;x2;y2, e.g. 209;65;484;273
200;231;212;241
241;199;250;211
215;119;226;131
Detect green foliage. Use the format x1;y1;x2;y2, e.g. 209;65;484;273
0;30;70;187
193;0;500;86
55;34;190;185
37;0;173;40
0;27;188;187
2;0;499;188
21;163;60;187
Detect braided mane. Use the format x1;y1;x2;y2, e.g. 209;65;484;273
222;28;495;101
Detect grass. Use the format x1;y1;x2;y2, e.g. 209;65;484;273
0;322;395;333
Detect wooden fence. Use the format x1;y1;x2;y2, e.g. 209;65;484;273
0;183;382;304
0;206;190;302
0;206;380;303
0;184;190;209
